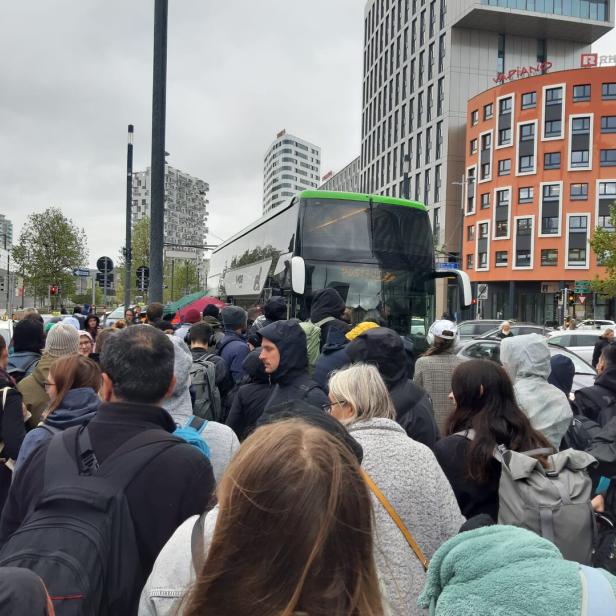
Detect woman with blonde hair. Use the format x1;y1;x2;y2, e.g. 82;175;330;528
328;363;463;616
140;418;386;616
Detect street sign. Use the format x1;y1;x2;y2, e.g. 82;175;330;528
73;268;90;277
96;256;114;273
477;283;489;301
574;280;591;293
579;294;587;304
436;261;460;270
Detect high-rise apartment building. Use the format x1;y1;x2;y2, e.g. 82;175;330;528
0;215;14;249
320;157;362;192
132;165;210;262
263;130;321;214
360;0;613;309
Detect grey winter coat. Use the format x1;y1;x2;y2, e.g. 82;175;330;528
348;418;464;616
501;334;573;450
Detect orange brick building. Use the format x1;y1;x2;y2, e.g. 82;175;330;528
463;65;616;324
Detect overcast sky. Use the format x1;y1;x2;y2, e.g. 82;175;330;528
1;2;614;267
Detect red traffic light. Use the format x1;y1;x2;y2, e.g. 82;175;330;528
50;285;58;296
471;298;477;305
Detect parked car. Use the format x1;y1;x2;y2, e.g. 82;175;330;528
457;338;596;392
457;319;503;341
0;320;13;346
102;305;125;328
576;319;616;330
476;323;552;339
547;329;604;364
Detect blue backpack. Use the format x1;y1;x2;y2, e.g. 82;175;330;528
174;416;210;459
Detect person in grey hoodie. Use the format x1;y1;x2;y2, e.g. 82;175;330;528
501;333;573;450
164;336;239;483
327;363;464;616
15;354;101;472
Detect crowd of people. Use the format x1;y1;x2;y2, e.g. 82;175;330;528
0;296;614;614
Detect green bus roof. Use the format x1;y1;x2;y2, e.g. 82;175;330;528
298;190;427;211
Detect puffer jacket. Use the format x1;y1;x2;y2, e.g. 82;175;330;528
258;320;329;413
309;288;352;349
17;353;55;428
15;387;100;472
347;327;439;448
501;334;573;450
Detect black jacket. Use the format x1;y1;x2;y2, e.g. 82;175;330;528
313;327;351;391
346;327;439;448
574;366;616;425
434;434;500;520
259;320;329;413
226;349;272;440
309;288;352;349
0;402;215;577
592;337;613;368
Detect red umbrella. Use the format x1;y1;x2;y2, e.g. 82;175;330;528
175;295;225;324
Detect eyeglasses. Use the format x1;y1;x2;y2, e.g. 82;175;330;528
322;399;346;414
44;381;55;391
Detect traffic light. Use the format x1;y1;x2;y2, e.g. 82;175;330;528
50;285;59;296
553;293;559;307
471;298;477;305
568;292;575;306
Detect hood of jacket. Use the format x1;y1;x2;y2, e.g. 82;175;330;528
259;319;308;383
162;336;194;425
309;288;346;323
28;353;55;388
7;351;41;373
242;348;269;384
418;525;583;615
321;326;348;355
263;296;287;322
548;353;575;396
594;365;616;396
202;315;222;330
45;387;100;429
346;327;407;387
501;333;551;382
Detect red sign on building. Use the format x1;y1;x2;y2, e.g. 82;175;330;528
493;61;552;84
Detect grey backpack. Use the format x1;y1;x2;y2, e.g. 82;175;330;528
461;430;597;564
189;354;223;422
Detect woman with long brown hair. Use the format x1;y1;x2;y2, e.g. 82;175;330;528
15;354;101;472
140;419;387;616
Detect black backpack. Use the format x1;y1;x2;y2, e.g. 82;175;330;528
561;414;603;451
0;425;179;616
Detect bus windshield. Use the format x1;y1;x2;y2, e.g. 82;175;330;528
304;261;435;337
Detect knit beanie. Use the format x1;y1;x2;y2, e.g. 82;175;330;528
222;306;247;330
62;316;81;331
12;319;45;353
184;308;201;324
203;303;220;319
44;323;80;358
345;321;379;341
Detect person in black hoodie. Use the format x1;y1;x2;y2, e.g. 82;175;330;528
7;319;44;383
309;288;352;350
226;348;272;440
575;343;616;425
247;296;287;348
258;319;329;415
346;326;439;448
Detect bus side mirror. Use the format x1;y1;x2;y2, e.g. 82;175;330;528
433;268;473;309
291;256;305;295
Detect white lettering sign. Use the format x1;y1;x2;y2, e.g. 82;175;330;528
223;258;272;296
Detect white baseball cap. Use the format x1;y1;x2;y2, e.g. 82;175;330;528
429;319;457;340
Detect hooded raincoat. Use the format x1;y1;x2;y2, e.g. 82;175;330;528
164;337;239;482
500;334;572;450
309;288;352;350
258;319;329;413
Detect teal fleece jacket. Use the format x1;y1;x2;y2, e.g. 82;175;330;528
419;525;616;615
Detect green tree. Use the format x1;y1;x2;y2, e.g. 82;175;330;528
12;207;88;309
117;217;151;305
589;202;616;295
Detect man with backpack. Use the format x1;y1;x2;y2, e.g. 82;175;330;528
0;325;215;615
308;288;352;351
189;322;234;416
7;319;44;383
258;319;329;415
575;343;616;426
218;306;250;384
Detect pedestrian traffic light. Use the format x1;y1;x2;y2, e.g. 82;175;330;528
568;292;575;306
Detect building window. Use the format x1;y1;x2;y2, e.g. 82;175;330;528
570;183;588;200
544;152;561;169
478;222;488;239
573;84;591;102
600;150;616;166
520;124;535;141
571;117;591;133
478;252;488;268
518;187;533;203
498;159;511;175
436;121;443;159
466;254;474;269
602;83;616;100
471;109;478;126
498;127;511;147
544;119;562;138
567;215;588;267
499;97;512;114
541;249;558;266
481;162;490;179
470;138;477;155
598;182;616;230
497;33;505;74
481;132;492;149
484;103;493;120
545;86;563;105
601;116;616;133
515;218;532;268
467;225;475;240
571;150;590;168
519;155;534;173
495;251;508;266
521;92;536;109
541;183;560;235
481;192;490;209
467;167;476;213
568;247;587;266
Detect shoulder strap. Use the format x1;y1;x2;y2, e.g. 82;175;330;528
361;469;429;571
314;316;336;327
579;564;616;616
0;386;10;411
187;416;208;433
191;512;207;575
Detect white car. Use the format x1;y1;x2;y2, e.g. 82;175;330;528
548;329;604;364
576;319;616;330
